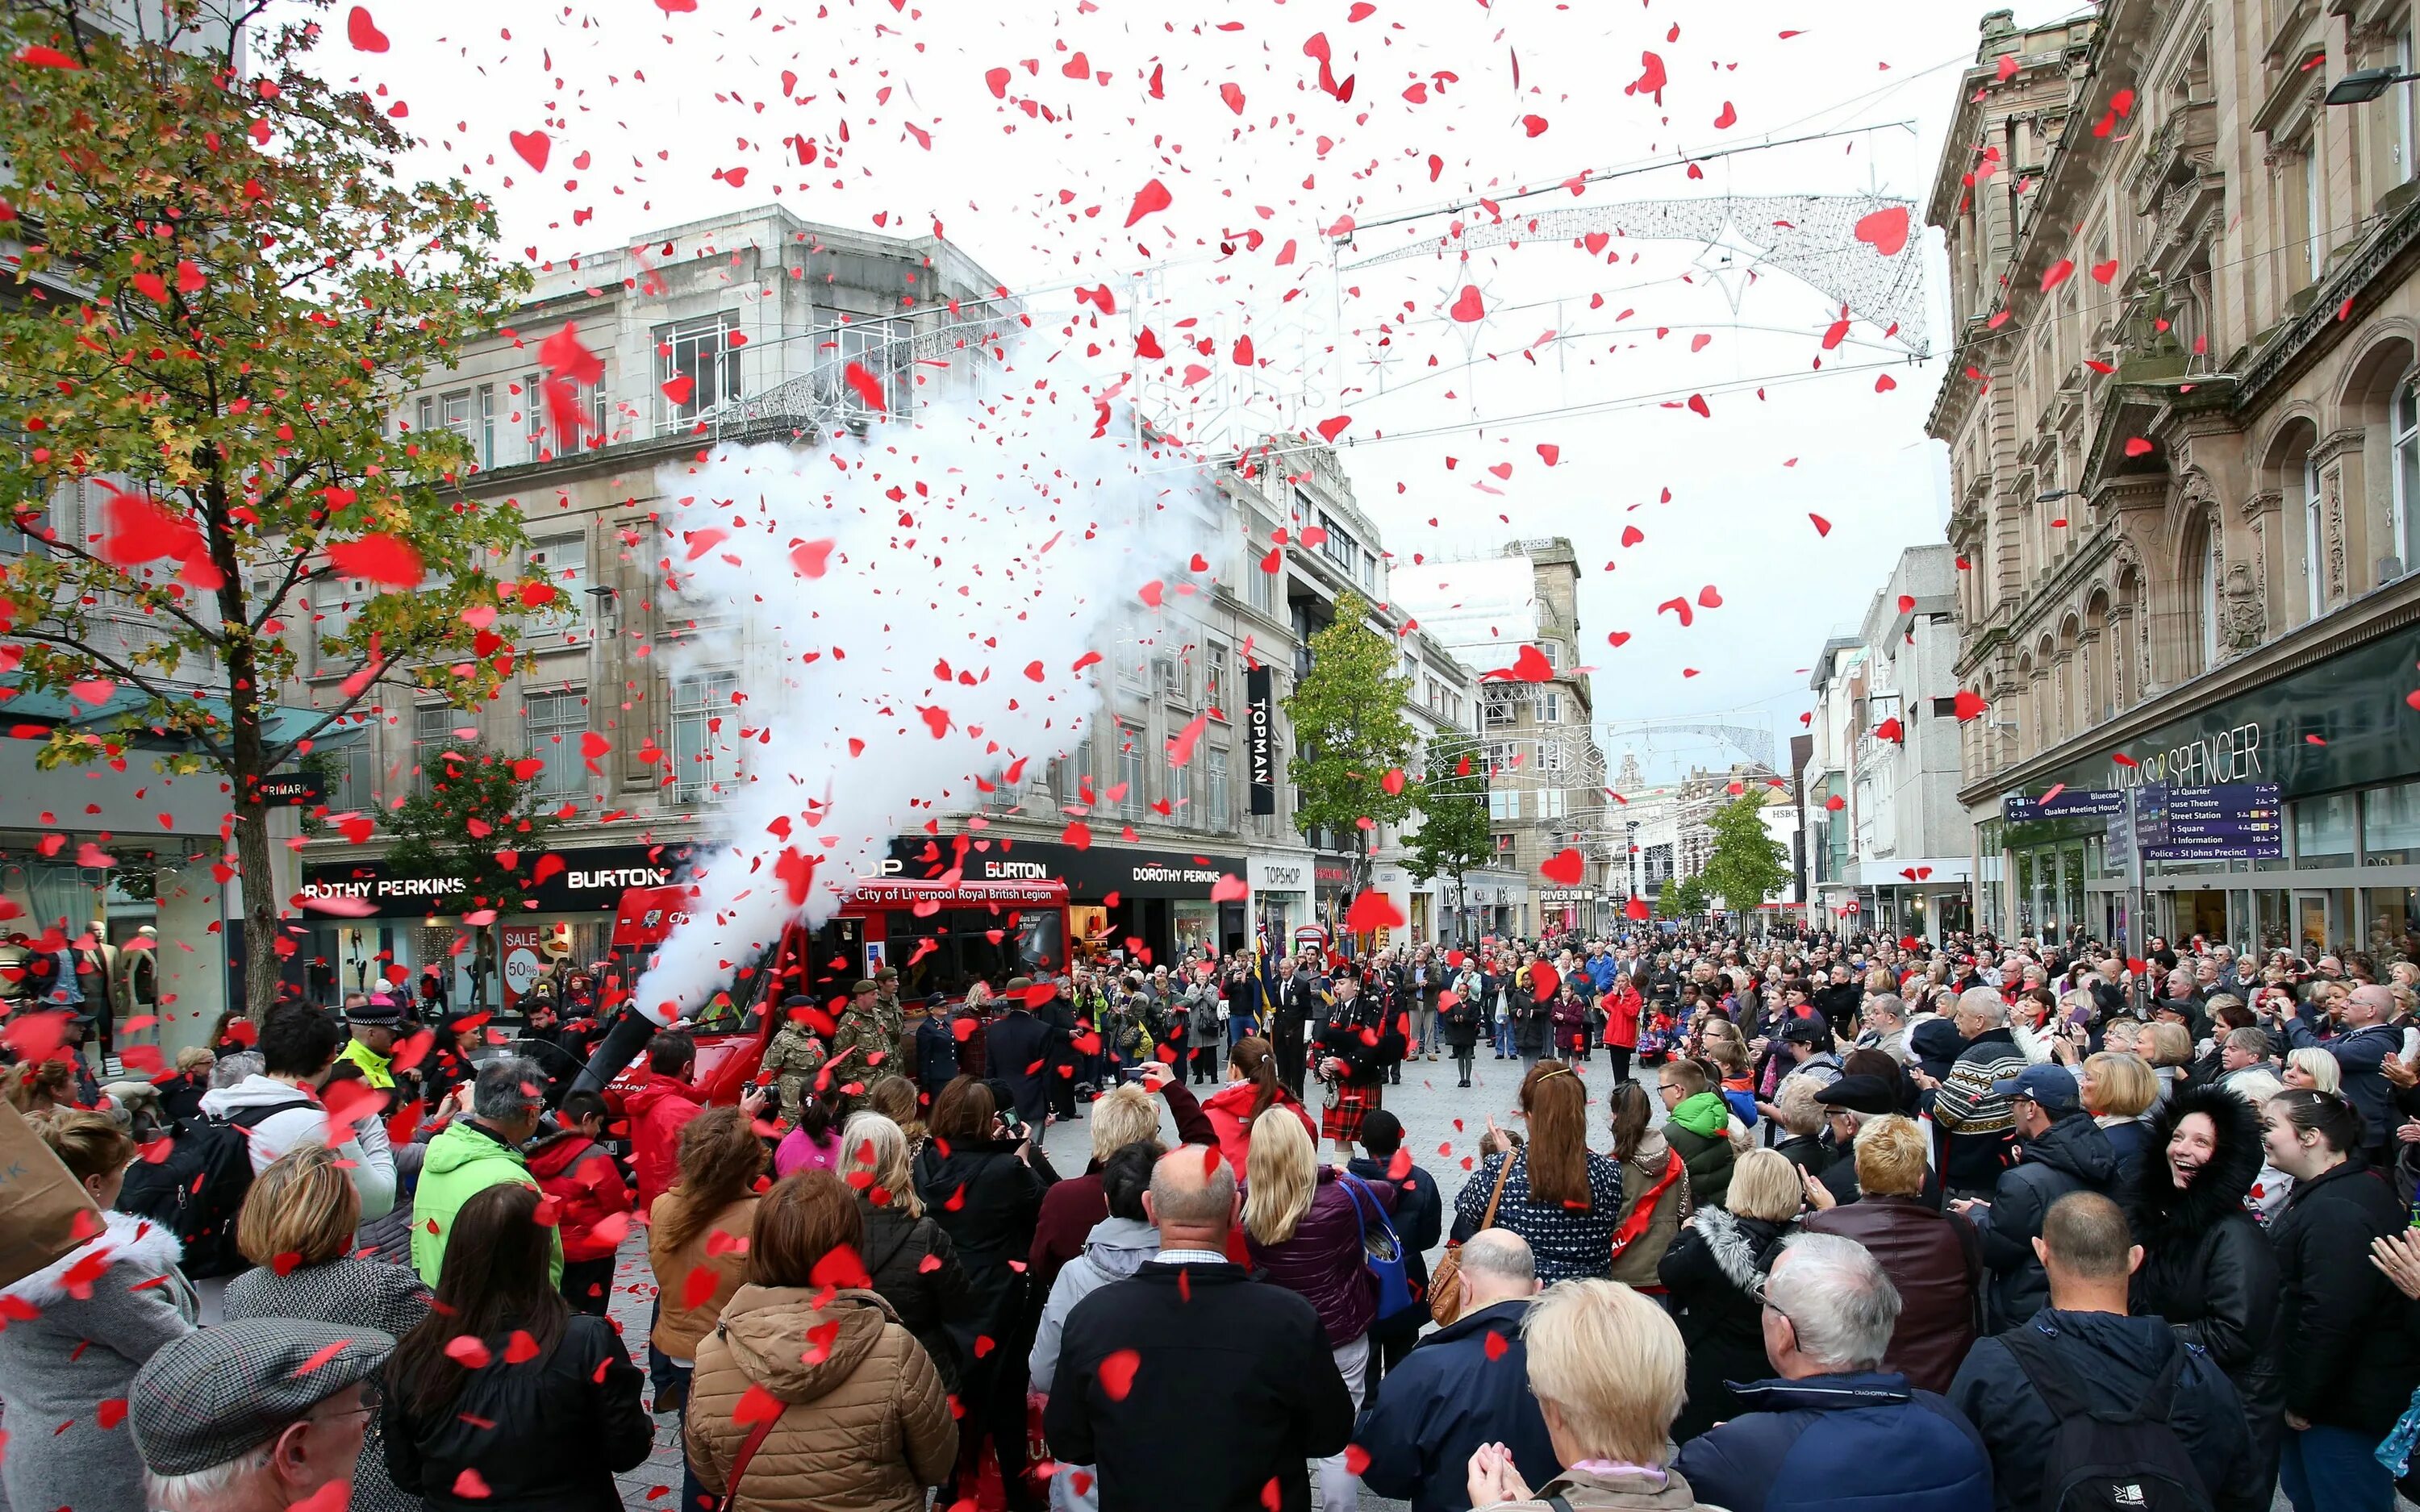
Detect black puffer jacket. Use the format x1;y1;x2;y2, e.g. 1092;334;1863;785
1975;1111;2118;1330
1658;1207;1791;1443
2126;1083;2280;1460
2269;1153;2420;1435
858;1196;976;1392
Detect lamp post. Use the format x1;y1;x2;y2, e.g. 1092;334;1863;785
2326;67;2420;106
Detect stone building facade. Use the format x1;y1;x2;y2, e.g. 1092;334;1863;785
1929;2;2420;963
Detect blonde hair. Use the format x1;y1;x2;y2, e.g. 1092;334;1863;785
1241;1106;1316;1247
4;1060;73;1114
2082;1052;2159;1118
837;1112;922;1218
236;1143;361;1269
2287;1047;2342;1093
1091;1081;1161;1163
1520;1280;1687;1466
28;1108;131;1184
1853;1114;1928;1198
173;1046;215;1076
1725;1148;1804;1223
2142;1020;2193;1068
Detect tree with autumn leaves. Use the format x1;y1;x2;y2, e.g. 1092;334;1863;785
1284;591;1416;912
0;0;542;1014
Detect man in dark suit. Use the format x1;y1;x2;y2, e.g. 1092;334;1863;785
1264;952;1323;1102
1045;1146;1354;1512
984;975;1055;1127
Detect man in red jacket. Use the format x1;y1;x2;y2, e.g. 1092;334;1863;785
624;1031;707;1215
620;1031;706;1412
528;1089;634;1316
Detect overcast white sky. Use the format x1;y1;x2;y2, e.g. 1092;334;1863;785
306;0;2092;784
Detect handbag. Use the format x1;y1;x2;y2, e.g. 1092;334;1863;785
1339;1173;1415;1326
1430;1151;1515;1327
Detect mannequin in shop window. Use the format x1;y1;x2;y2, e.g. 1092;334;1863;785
77;923;116;1059
467;931;494;1011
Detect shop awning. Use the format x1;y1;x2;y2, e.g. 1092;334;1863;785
0;677;369;752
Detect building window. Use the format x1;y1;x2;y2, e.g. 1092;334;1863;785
1540;786;1567;820
1316;512;1360;575
1154;655;1187;705
522;369;607;458
1208;749;1231;830
1205;643;1227;714
1489;788;1521;823
326;744;370;812
657;314;743;431
2301;139;2326;281
1483;687;1517;728
2394;378;2420;577
1533;691;1562;724
2401;31;2418;186
1247;550;1275;614
828;319;902;417
671;669;741;802
1170;757;1193;827
310;577;368;675
412;704;457;795
1117;723;1145;820
528;534;590;628
1492;833;1517;860
2200;527;2222;672
2305;452;2328;619
524;689;587;797
416;389;486;466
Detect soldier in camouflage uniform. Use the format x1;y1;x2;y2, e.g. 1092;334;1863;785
827;977;905;1115
759;993;830;1129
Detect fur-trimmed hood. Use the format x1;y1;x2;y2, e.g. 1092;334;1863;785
2128;1081;2265;1246
0;1208;183;1307
1685;1205;1788;1297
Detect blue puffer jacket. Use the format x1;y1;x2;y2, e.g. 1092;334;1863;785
1671;1370;1992;1512
1349;1299;1559;1512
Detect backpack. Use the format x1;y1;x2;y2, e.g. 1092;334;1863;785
1337;1173;1416;1326
2001;1326;2215;1512
116;1102;287;1279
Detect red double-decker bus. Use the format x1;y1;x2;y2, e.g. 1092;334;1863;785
603;875;1071;1105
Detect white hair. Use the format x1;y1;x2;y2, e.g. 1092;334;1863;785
148;1447;273;1510
1766;1232;1901;1372
1955;986;2011;1030
1458;1227;1535;1286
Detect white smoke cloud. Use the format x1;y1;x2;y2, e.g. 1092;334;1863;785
630;339;1217;1022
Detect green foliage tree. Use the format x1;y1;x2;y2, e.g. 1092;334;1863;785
1283;590;1416;905
385;743;559;932
1656;872;1710;920
1700;793;1791;915
0;0;540;1014
1404;733;1490;940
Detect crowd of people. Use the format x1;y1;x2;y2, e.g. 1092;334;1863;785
6;922;2420;1512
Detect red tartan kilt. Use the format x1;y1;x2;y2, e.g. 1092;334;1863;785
1321;1082;1378;1143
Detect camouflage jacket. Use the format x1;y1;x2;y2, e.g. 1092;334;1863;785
761;1021;828;1127
828;999;905;1092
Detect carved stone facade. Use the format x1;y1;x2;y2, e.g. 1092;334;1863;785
1926;0;2420;843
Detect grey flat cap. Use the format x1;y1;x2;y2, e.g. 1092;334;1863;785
131;1319;394;1475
